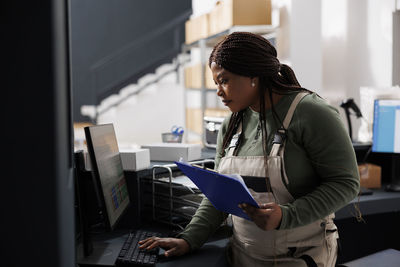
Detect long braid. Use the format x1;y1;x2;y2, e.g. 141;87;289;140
258;80;273;198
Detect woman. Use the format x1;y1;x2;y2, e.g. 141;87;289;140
139;32;360;266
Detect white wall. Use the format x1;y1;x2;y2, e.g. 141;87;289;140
275;0;323;92
277;0;396;139
96;68;185;147
321;0;394;96
322;0;394;139
289;0;322;93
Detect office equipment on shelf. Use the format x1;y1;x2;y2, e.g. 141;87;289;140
161;133;183;143
175;161;259;220
115;229;163;267
204;116;224;148
161;125;184;143
141;143;202;161
372;99;400;192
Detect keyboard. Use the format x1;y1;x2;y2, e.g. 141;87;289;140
116;229;163;267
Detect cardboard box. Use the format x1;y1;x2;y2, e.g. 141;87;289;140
186;107;203;134
184;64;217;89
185;13;210;44
358;163;382;189
141;143;202;162
184;64;202;88
209;0;272;36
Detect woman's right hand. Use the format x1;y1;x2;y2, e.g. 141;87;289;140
138;237;190;257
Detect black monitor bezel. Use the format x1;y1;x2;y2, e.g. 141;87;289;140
84;123;131;231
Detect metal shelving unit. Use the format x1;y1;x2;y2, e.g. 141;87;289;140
151;159;214;229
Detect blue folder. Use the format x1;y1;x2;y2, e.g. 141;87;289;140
175;161;259;220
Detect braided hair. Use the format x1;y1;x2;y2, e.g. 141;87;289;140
210;32;310;185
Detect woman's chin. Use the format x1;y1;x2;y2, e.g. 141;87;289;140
228;105;246;113
227;106;238;112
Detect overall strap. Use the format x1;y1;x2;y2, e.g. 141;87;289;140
269;92;309;157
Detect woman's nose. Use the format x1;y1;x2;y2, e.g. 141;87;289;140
216;85;224;97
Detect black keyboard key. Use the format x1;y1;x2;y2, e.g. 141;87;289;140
118;251;126;259
115;229;162;267
149;255;156;264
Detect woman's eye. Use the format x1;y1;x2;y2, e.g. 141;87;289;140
215;79;227;86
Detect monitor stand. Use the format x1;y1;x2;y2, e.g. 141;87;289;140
385;154;400;192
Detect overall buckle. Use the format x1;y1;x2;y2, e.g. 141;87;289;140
273;128;286;144
229;132;241;148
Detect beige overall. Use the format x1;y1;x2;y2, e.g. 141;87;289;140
218;92;339;267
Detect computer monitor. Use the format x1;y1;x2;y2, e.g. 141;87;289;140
372;99;400;191
84;124;130;230
372;99;400;153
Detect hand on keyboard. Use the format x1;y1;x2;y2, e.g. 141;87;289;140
116;230;164;267
138;237;190;258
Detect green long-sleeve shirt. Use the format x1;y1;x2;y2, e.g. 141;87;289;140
178;92;360;250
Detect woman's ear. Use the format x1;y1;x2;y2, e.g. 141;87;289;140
251;77;259;88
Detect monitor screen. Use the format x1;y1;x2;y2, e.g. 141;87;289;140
84;124;130;230
372;99;400;153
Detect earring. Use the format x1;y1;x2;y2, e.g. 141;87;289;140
251;82;255;87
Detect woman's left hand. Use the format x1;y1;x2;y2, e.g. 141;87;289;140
239;202;282;231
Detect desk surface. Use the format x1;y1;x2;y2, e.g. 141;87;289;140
158;238;229;267
77;225;230;267
343;249;400;267
335;187;400;220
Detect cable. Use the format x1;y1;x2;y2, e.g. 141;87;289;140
361;144;372;164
